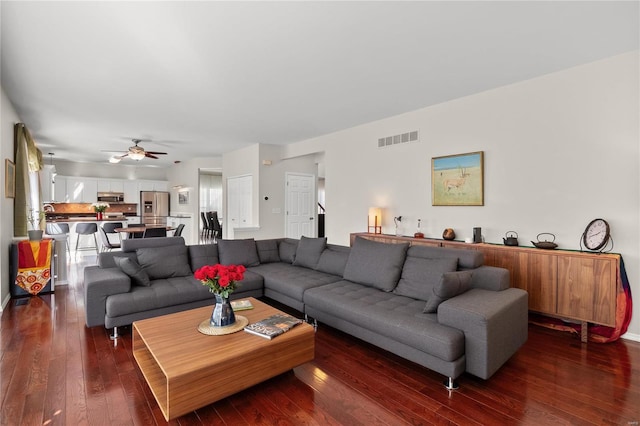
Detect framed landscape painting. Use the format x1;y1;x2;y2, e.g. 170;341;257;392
432;151;484;206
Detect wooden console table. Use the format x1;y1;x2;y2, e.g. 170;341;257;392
351;233;622;342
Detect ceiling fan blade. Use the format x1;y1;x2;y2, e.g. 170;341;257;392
145;153;159;159
145;151;167;155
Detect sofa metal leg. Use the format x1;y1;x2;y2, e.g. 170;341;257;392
443;377;459;391
304;314;318;332
110;326;119;340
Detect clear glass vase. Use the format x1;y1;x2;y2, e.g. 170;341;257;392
210;294;236;327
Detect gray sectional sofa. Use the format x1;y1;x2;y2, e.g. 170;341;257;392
84;235;528;387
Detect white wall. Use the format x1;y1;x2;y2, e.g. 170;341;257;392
1;87;20;309
281;52;640;340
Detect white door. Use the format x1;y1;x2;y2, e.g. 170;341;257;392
227;175;252;239
285;173;316;239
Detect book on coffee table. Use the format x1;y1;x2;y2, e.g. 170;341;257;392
231;299;253;311
244;314;303;339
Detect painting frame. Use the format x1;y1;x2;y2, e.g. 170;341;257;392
432;151;484;206
178;190;189;205
5;159;15;198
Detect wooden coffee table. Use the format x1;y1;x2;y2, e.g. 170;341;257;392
132;297;315;420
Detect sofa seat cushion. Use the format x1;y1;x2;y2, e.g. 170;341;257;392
304;280;465;362
106;276;214;318
233;270;264;294
249;263;342;302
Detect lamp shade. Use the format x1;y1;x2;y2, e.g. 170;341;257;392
368;207;382;234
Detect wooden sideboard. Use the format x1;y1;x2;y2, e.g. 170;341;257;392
350;233;621;341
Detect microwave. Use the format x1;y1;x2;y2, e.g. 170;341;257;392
97;192;125;203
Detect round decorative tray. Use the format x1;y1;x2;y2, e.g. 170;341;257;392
197;315;248;336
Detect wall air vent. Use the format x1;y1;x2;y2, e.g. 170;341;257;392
377;130;419;148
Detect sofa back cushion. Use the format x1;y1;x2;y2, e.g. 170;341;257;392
293;236;327;269
256;239;281;264
188;244;219;272
136;244;193;280
405;245;483;270
217;239;260;267
278;239;298;264
315;245;350;277
393;257;458;301
343;237;409;291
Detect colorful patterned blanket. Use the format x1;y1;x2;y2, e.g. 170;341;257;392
15;239;52;295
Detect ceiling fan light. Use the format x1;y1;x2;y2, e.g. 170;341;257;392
109;156;121;163
129;152;145;161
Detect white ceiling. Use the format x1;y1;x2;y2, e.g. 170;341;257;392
1;1;638;167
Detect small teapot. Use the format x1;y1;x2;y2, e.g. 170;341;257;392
503;231;519;246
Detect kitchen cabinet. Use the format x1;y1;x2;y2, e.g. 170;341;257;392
54;176;167;207
138;180;167;192
97;179;124;193
351;233;621;342
54;176;68;202
123;181;139;204
66;177;98;203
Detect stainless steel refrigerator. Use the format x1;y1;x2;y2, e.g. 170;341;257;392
140;191;169;226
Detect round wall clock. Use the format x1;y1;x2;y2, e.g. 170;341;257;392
582;218;611;251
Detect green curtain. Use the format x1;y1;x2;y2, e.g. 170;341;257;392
14;123;44;236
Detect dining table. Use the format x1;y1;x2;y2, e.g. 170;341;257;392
114;226;175;237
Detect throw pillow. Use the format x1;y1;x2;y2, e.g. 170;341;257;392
136;245;193;280
256;240;280;264
393;257;458;301
217;239;260;267
278;240;298;264
343;237;409;292
293;236;327;269
423;271;473;313
114;256;151;287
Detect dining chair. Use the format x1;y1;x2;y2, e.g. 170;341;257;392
127;223;146;239
174;223;185;237
200;212;212;242
98;227;121;252
210;211;223;241
143;227;167;238
102;222;123;244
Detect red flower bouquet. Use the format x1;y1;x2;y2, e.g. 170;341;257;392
194;264;246;298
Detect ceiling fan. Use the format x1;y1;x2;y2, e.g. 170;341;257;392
104;139;168;162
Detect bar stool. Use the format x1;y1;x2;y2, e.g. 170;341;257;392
75;223;98;254
45;223;71;253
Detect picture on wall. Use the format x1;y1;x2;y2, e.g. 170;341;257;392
432;151;484;206
178;191;189;205
5;159;15;198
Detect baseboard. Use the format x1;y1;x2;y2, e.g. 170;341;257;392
1;294;11;311
621;332;640;343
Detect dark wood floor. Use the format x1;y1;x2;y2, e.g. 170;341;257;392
2;254;639;425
